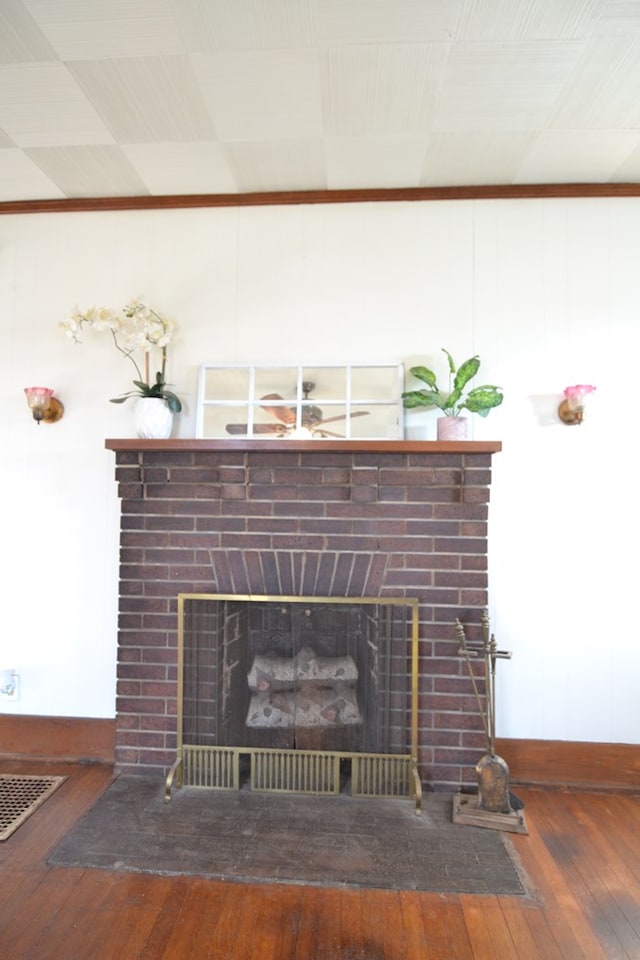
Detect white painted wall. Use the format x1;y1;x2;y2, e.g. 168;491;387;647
1;198;637;744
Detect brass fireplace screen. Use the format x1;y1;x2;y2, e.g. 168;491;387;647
166;594;421;810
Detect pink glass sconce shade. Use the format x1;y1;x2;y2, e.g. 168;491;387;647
24;386;64;424
558;384;596;425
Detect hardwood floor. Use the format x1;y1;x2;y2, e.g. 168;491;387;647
1;758;639;959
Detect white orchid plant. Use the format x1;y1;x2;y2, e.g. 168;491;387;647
60;298;182;412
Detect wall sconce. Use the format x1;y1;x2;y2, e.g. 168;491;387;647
558;384;596;425
24;386;64;425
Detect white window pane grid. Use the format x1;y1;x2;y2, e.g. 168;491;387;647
196;363;404;440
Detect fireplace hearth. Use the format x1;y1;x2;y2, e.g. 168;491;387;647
106;438;501;791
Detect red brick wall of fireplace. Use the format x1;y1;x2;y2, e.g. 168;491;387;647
107;440;500;791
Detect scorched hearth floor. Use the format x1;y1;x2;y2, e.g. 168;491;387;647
48;775;529;896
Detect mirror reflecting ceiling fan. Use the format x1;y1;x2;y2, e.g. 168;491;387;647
225;381;369;438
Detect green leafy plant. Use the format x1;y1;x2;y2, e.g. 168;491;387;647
402;349;503;418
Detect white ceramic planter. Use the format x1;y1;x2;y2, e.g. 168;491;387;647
133;397;174;439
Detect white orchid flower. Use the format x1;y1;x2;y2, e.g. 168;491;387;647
60;298;181;413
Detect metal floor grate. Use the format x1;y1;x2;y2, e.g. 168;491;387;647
0;775;66;841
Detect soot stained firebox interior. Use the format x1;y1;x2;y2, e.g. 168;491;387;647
170;595;419;803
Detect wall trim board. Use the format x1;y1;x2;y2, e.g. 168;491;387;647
0;720;636;791
496;738;640;793
0;715;115;764
3;183;640;216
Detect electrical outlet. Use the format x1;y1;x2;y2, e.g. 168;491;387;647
0;671;19;701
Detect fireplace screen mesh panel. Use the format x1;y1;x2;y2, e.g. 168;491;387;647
170;595;420;805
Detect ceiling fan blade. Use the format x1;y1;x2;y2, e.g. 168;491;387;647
312;428;345;438
260;393;297;425
225;422;285;435
315;410;370;426
253;423;288;434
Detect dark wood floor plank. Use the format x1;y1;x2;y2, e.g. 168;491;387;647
533;790;639;959
461;896;519;959
184;881;273;960
396;893;430;957
331;886;367;959
156;879;247;960
14;868;120;960
500;893;569;960
137;879;193;960
360;888;412;958
514;792;613;959
587;794;640;886
551;793;640;956
419;897;475;958
0;868;51;927
2;867;88;960
295;885;366;960
243;883;303;960
88;874;194;960
1;762;640;960
291;888;326;960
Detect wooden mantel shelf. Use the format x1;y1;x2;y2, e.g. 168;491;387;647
105;438;502;453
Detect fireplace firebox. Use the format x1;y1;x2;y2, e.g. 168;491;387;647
167;593;420;805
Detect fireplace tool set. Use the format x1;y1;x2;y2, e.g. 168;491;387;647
453;611;528;834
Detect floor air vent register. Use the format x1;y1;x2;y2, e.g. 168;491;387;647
0;774;66;841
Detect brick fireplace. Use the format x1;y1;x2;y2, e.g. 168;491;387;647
106;438;501;791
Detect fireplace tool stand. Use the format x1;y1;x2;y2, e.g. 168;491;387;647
452;611;528;834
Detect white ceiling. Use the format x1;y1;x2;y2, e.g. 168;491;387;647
2;0;640;203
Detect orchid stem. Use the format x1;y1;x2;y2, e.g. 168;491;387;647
110;329;144;383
